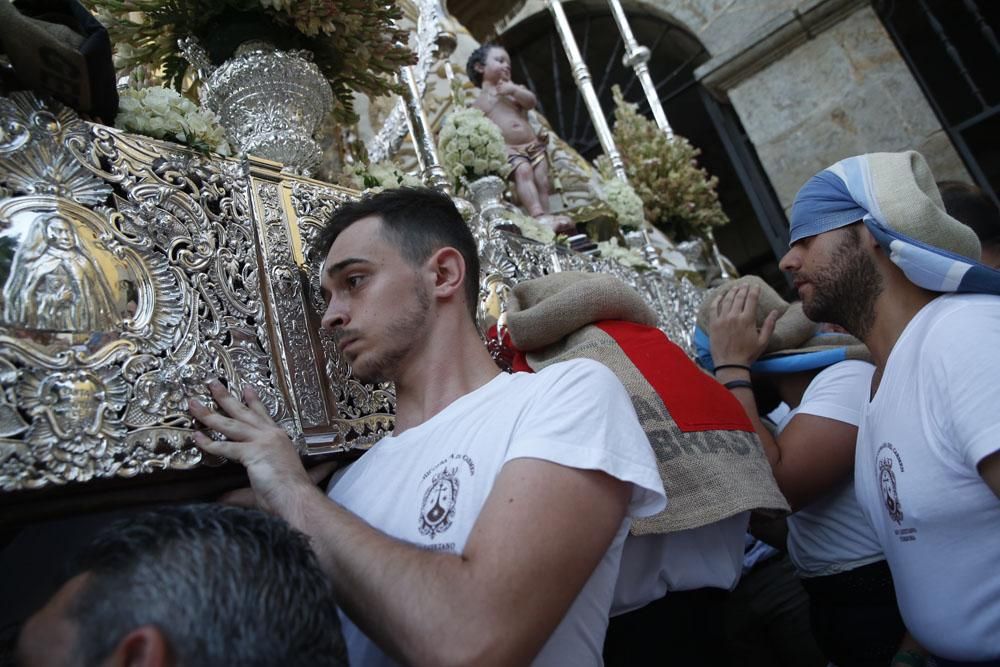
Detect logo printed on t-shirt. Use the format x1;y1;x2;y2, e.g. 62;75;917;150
876;442;904;525
419;466;459;539
417;454;476;540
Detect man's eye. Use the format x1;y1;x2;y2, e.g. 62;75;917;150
346;275;365;289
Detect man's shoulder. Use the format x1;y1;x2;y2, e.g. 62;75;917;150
914;293;1000;349
532;358;619;386
511;359;630;412
811;359;875;385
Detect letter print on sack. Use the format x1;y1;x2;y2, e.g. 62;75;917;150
419;466;459;539
879;456;903;524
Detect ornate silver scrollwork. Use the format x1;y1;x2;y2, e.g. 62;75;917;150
287;180;395;448
366;0;447;164
0;93;358;492
0;91;704;496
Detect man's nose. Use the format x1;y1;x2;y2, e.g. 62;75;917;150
320;299;348;333
779;246;800;273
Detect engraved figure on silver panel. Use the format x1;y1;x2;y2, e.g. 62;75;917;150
3;213;118;331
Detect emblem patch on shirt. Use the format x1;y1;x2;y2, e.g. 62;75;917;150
877;444;904;525
419;466;459;539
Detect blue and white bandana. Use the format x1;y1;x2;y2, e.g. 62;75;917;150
694;326;854;375
789;153;1000;295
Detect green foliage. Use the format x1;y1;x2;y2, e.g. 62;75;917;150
597;86;729;242
85;0;416;124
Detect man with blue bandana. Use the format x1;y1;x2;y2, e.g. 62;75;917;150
780;151;1000;665
697;275;903;667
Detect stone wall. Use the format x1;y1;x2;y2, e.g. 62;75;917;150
710;3;969;212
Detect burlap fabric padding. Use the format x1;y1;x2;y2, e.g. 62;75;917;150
697;275;871;363
508;273;789;535
506;271;658;350
869;151;980;260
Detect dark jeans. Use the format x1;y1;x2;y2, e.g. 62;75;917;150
800;559;905;667
603;587;730;666
723;554;827;667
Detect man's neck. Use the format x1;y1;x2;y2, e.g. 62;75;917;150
862;272;938;397
392;316;501;434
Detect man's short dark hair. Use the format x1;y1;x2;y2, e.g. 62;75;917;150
67;504;347;667
938;180;1000;249
466;42;500;88
313;187;481;320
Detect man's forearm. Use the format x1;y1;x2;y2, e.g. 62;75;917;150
714;368;781;467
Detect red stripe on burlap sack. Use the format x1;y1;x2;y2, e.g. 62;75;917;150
511;349;532;373
594;320;753;433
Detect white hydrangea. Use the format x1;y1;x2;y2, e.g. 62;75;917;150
601;178;646;229
345;161;424;192
115;86;233;156
504;209;556;244
438;108;509;189
596;237;650;269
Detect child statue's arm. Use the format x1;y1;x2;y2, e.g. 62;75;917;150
497;81;537;111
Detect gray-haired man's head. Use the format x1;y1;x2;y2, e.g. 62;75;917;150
17;504;347;667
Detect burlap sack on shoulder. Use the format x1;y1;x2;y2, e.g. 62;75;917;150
508;272;789;534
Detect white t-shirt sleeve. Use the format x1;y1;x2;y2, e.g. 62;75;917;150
929;303;1000;469
783;360;874;430
797;360;875;426
504;359;667;518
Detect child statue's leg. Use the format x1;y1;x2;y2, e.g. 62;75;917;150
532;160;551;214
512;161;545;217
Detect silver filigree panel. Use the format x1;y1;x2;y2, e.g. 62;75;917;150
0;93;372;492
286;180;395;448
478;230;704;355
0;92;702;496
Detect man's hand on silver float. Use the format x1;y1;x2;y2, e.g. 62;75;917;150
188;380;315;514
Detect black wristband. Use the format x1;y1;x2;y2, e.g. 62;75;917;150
724;379;754;391
714;364;751;374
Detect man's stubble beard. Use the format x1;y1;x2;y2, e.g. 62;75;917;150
350;282;432;385
801;229;883;341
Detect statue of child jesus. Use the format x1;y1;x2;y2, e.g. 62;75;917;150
467;43;575;233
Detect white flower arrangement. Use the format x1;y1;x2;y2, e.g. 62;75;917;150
600;178;645;230
503;209;557;244
438;108;509;190
597;237;650;270
344;161;424;192
115;86;233;156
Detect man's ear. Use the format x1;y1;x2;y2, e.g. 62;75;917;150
104;625;172;667
427;246;466;301
859;223;881;251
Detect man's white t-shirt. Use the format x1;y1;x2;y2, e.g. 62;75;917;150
327;359;666;667
855;294;1000;660
610;511;748;616
776;360;884;577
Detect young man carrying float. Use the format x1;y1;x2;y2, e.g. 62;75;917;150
189;187;665;667
777;151;1000;665
699;275;906;666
